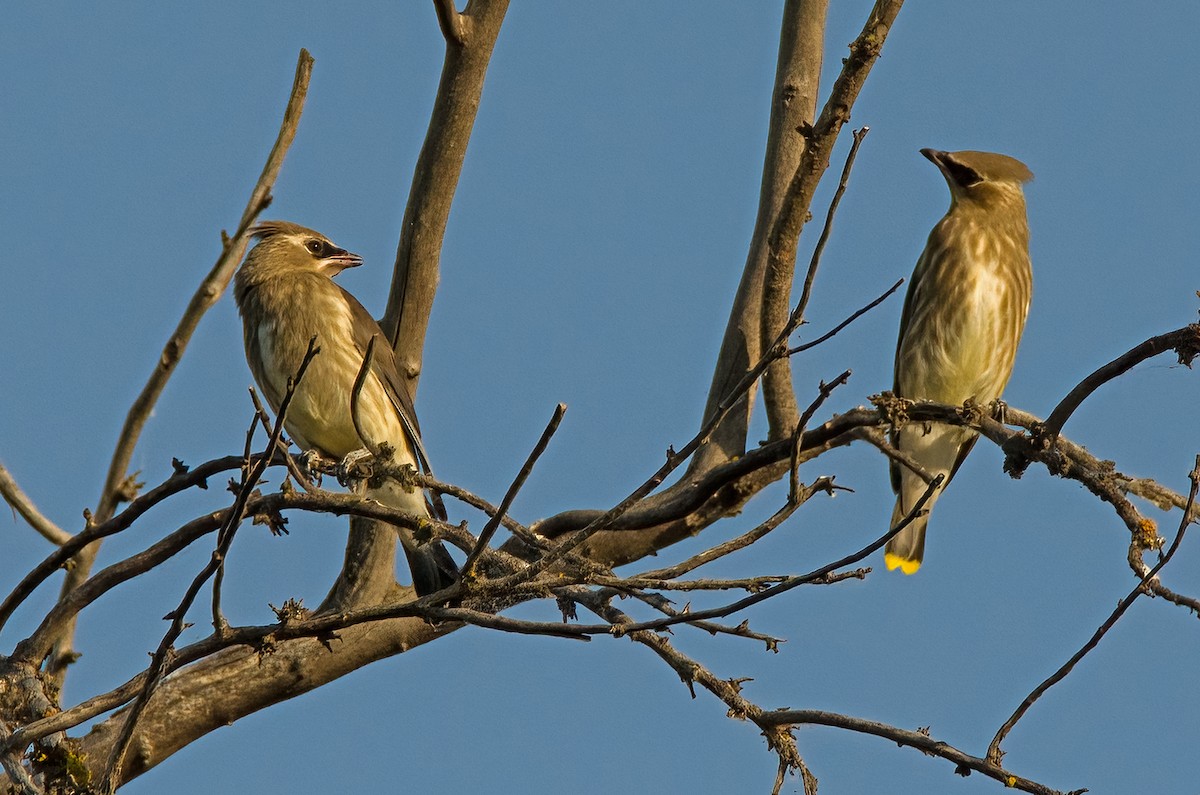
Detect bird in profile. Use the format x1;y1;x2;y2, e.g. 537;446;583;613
886;149;1034;574
234;220;457;595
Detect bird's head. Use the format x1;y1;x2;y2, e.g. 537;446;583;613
241;221;363;279
921;148;1032;210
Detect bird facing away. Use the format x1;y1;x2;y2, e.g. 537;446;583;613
234;220;456;595
886;149;1034;574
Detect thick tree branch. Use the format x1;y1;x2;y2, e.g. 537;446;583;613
6;396;1187;788
338;0;510;614
380;0;509;389
690;0;829;475
433;0;466;45
761;124;870;440
760;0;903;444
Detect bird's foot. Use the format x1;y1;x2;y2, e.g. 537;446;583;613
337;447;377;486
872;390;913;428
991;398;1009;425
295;450;330;486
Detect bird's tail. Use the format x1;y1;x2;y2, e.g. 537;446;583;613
885;500;928;575
368;480;458;596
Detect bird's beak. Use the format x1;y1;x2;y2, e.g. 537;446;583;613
325;251;363;275
920;148;947;167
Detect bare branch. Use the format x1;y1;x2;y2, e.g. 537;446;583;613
463;403;566;576
987;454;1200;766
330;0;509;615
790;371;853;500
7;395;1187;787
97;48;313;527
1040;323;1200;442
0;457;245;637
762;124;871;440
692;0;830;475
248;388;314;492
381;0;510;392
0;464;71;546
787;277;904;356
433;0;466;44
749;0;904;455
759;710;1073;795
638;501;800;581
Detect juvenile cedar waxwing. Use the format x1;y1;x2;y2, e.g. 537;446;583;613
887;149;1034;574
234;221;457;595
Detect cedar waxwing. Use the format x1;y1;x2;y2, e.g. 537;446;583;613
234;221;456;595
887;149;1034;574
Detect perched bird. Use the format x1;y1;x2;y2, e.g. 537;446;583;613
234;220;456;595
886;149;1034;574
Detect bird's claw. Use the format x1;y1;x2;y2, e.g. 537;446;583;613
337;448;376;486
991;398;1009;425
296;450;327;485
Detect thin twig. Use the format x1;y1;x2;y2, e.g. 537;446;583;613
463;403;566;577
854;426;936;484
95;47;313;527
413;473;547;549
791;371;852;501
248;387;313;491
595;575;791;594
0;464;71;546
787;278;904;355
609;588;787;649
565;586;809;791
98;340;320;793
638;502;800;581
987;454;1200;765
791;127;870;332
212;408;274;634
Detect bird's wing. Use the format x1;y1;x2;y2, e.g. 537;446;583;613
890;221;961;494
337;285;436;476
890;239;937;494
892;223;947;392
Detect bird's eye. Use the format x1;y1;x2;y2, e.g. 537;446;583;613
305;239;325;256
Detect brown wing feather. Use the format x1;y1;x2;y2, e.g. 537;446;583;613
335;285;447;522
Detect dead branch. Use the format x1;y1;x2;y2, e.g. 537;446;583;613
691;0;830;476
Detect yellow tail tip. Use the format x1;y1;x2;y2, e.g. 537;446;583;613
884;553;921;575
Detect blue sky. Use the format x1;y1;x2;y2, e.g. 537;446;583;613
2;3;1198;793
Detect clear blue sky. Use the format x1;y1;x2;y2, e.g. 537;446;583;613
3;3;1198;793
